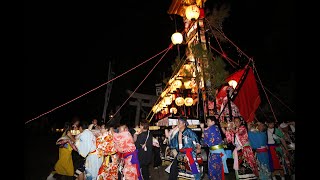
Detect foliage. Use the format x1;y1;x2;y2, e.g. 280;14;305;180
190;43;229;97
163;56;185;84
206;3;230;42
205;56;229;91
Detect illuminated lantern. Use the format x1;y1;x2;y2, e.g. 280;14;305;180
170;107;178;114
184;80;192;89
160;99;167;108
184;64;192;71
164;96;172;105
184;97;194;106
185;5;200;21
172;80;182;89
164;107;169;114
171;32;183;45
188;54;195;62
228;80;238;89
175;97;185;106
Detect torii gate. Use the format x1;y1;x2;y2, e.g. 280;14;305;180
126;90;158;126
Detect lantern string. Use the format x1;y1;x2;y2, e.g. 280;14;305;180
106;44;173;124
146;53;187;122
251;62;278;122
25;46;171;125
210;45;238;68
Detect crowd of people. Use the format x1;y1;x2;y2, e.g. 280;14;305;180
46;115;295;180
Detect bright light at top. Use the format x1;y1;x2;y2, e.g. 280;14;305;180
228;80;238;89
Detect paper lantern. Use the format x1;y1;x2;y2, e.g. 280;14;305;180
164;96;172;105
171;32;183;45
184;97;194;106
172;80;182;89
184;80;192;89
170;107;178;114
185;5;200;21
228;80;238;89
175;97;185;106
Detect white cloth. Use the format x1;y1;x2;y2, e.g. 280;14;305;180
267;128;276;144
153;137;160;147
75;129;102;179
289;125;295;133
75;129;96;157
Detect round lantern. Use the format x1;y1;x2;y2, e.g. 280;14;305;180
160;99;167;108
185;5;200;21
184;97;194;106
164;96;172;105
184;80;192;89
164;107;169;114
171;32;183;45
175;97;185;106
228;80;238;89
172;80;182;89
187;54;195;62
170;107;178;114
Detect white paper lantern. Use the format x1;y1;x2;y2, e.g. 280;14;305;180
228;80;238;89
185;5;200;21
170;107;178;114
175;97;185;106
172;80;182;89
171;32;183;45
164;96;172;105
184;97;194;106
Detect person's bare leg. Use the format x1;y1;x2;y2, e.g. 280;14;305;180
77;172;84;180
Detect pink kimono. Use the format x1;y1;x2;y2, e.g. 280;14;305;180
113;131;142;180
226;125;259;178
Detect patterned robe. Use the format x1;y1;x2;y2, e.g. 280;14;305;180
203;125;228;180
173;128;201;180
226;125;259;179
113;131;142;180
96;131;118;180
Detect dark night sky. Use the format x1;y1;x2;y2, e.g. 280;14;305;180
24;0;295;125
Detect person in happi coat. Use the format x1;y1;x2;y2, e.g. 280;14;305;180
202;117;229;180
75;121;103;180
165;125;179;180
113;124;143;180
96;124;119;180
174;117;201;180
221;117;259;180
266;121;289;180
248;122;271;180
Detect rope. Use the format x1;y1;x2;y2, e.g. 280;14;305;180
25;46;171;125
210;42;294;114
107;44;173;124
252;63;278;122
262;86;294;113
258;106;271;122
206;23;282;122
206;21;253;62
210;45;238;68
